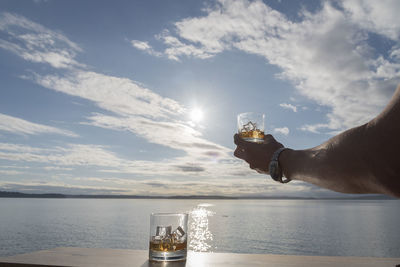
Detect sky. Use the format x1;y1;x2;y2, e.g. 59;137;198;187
0;0;399;197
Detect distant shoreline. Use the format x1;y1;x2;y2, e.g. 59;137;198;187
0;191;395;200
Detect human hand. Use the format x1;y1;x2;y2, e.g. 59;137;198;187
233;133;284;174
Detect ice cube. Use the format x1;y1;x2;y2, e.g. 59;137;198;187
151;235;162;242
172;226;186;243
156;225;172;238
174;226;185;238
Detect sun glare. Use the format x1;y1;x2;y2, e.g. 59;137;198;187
190;108;204;122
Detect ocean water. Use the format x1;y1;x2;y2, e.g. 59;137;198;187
0;198;399;258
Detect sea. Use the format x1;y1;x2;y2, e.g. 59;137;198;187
0;198;399;258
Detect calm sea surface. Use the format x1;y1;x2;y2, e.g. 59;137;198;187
0;198;399;258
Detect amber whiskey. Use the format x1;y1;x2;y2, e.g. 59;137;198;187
149;239;187;252
239;121;264;143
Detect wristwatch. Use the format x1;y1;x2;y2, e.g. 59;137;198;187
268;147;291;183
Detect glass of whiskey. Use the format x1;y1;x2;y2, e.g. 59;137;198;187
237;112;265;143
149;213;188;262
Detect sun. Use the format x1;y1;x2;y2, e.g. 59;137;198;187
190;108;204;122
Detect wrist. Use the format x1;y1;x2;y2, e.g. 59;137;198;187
279;148;295;180
279;148;319;181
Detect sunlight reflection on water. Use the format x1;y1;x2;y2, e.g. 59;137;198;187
188;203;215;252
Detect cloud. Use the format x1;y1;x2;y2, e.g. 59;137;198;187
0;141;247;181
157;30;215;61
34;71;184;119
0;165;30;169
175;164;206;172
341;0;400;40
136;0;400;133
42;166;74;171
273;127;289;136
0;113;78;137
83;113;230;157
0;12;83;69
0;177;328;197
0;142;124;167
0;141;346;197
299;123;329;134
131;40;162;57
131;40;151;50
0;170;24;175
32;71;233;166
279;103;297;112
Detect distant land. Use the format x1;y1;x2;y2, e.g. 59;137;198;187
0;191;395;200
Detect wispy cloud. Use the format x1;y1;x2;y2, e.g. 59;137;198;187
34;71;185;119
273;127;289;136
131;40;162;57
0;165;30;169
279;103;297;112
0;113;78;137
299;123;329;134
0;170;24;175
0;12;83;69
42;166;74;171
135;0;400;133
157;30;215;61
0;142;124;167
342;0;400;40
83;113;229;156
0;140;254;183
31;70;234;168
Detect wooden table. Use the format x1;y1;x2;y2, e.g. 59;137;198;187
0;247;399;267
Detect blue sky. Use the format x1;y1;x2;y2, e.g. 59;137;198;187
0;0;399;197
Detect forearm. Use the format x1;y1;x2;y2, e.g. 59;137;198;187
278;85;400;198
279;124;398;197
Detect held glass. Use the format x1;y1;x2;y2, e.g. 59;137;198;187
149;213;188;262
237;112;265;143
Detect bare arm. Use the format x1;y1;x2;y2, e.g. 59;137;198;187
234;84;400;198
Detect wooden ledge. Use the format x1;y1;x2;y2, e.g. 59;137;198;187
0;247;399;267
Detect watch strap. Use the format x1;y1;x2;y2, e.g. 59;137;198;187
269;148;291;183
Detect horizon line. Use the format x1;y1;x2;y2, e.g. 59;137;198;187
0;191;394;200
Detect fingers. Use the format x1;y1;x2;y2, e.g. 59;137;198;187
236;151;263;173
264;134;276;143
234;134;249;161
234;147;247;160
234;133;243;146
233;133;279;175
